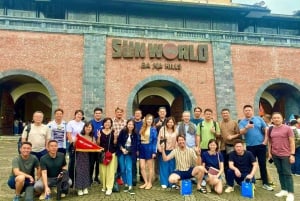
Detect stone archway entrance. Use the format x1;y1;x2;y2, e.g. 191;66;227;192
130;78;195;122
0;71;57;135
259;83;300;120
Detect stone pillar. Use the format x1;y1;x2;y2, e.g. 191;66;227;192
82;34;106;120
212;41;238;120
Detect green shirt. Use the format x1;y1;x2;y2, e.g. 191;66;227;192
197;120;220;149
11;155;39;177
40;152;66;178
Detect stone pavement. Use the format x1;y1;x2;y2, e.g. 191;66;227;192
0;136;299;201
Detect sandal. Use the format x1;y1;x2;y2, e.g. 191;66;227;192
197;186;207;194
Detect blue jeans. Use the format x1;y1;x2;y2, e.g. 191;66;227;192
158;150;175;187
291;147;300;174
226;169;255;187
273;155;294;193
118;154;133;186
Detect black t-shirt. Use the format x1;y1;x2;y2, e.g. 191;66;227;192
40;152;66;178
228;151;256;174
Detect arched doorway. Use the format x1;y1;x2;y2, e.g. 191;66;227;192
258;82;300;121
128;76;196;122
0;71;57;135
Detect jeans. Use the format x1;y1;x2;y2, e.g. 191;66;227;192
246;144;268;185
273;155;294;193
118;154;133;186
291;147;300;174
158;150;175;187
226;169;255;187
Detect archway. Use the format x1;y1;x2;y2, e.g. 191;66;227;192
127;75;196;122
255;79;300;121
0;70;58;135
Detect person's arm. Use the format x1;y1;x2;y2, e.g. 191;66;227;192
228;161;241;177
36;166;41;180
45;127;51;149
196;124;201;148
289;136;296;164
13;167;34;183
217;162;224;178
41;169;50;196
246;161;258;180
161;144;174;161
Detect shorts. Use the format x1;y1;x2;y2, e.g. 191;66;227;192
7;175;32;191
172;167;194;180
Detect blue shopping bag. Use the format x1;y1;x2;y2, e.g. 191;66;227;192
180;179;192;196
241;180;254;198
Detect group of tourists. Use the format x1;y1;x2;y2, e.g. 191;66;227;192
8;105;299;201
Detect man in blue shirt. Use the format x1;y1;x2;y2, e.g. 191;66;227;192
238;105;273;191
90;107;103;184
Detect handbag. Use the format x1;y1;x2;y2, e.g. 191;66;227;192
241;179;254;198
99;132;113;166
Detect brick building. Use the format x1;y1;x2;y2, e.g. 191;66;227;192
0;0;299;134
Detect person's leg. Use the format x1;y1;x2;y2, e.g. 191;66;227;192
125;155;133;187
95;152;100;182
273;156;286;190
168;173;181;185
139;159;148;188
167;157;176;187
15;175;26;195
106;154;118;191
158;153;168;187
256;145;269;185
192;166;205;190
226;169;235;187
118;154;127;185
146;159;154;188
68;145;75;187
24;185;34;201
99;164;106;190
280;156;294;193
89;152;96;184
132;156;137;186
33;178;44;194
294;147;300;175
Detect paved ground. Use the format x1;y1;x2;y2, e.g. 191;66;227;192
0;136;299;201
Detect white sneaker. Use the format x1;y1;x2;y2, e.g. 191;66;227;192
262;184;274;191
77;189;83;196
105;189;112;195
161;185;167;189
39;193;45;200
275;190;288;197
225;186;234;193
61;193;66;198
286;193;294;201
101;188;106;192
83;188;88;195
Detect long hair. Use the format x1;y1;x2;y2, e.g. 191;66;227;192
123;119;136;134
140;114;154;136
81;121;94;138
165;116;176;132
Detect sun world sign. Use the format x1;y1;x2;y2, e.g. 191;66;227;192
112;39;208;62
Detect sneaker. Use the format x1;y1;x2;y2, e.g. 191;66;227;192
39;193;45;200
101;188;106;192
61;193;66;198
201;180;206;187
161;185;167;189
12;195;20;201
128;188;135;195
77;189;83;196
83;188;88;195
105;189;112;195
225;186;234;193
275;190;288;197
123;186;129;192
286;193;294;201
294;174;300;176
262;184;274;191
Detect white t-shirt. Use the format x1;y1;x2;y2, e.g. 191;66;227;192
66;120;84;141
47;120;67;149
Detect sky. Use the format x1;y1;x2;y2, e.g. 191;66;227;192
233;0;300;15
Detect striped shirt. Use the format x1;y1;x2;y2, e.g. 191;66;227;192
168;147;197;171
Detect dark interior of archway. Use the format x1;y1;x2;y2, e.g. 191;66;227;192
260;83;300;120
139;95;170;118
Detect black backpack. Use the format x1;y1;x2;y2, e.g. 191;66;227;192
17;124;31;154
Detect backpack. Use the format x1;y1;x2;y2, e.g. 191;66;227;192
17;124;31;154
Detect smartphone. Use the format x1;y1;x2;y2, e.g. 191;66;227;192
249;120;254;124
268;158;274;164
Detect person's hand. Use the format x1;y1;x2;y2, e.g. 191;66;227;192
210;127;216;133
290;155;295;164
45;187;51;196
160;142;165;150
28;175;34;183
246;174;253;180
122;148;128;155
234;169;241;178
152;153;156;159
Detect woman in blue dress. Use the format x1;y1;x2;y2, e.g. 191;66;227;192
139;114;157;190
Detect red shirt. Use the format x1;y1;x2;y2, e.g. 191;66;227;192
269;124;293;157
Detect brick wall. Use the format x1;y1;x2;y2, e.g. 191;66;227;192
231;45;300;119
105;37;217;118
0;30;84;120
